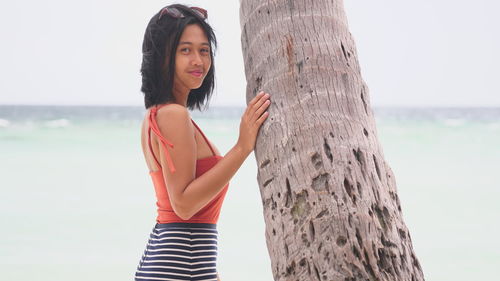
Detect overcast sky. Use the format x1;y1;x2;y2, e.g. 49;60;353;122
0;0;498;107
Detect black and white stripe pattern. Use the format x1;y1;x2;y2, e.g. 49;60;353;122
135;222;218;281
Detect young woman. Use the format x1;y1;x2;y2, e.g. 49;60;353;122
134;4;270;281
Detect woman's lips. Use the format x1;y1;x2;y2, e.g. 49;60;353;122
189;71;202;77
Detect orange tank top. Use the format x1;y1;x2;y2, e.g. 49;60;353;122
147;103;229;224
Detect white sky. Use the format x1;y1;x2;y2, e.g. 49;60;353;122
0;0;498;107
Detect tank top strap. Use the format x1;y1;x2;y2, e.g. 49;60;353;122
191;119;216;156
147;104;176;173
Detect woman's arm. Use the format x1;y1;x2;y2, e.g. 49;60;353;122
156;91;270;219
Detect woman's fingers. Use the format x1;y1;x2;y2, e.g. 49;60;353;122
252;98;270;124
237;90;271;153
245;91;266;116
250;92;270;122
256;108;269;125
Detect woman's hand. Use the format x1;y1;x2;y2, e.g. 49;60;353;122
236;90;271;154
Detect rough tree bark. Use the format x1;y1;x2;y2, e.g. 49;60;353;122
239;0;425;280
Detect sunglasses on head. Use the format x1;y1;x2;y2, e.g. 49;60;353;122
158;6;208;21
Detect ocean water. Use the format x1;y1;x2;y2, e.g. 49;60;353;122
0;105;499;281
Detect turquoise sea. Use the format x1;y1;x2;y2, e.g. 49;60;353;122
0;105;499;281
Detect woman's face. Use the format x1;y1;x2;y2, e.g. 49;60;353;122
173;24;212;94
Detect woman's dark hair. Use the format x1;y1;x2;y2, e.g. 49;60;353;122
140;4;217;110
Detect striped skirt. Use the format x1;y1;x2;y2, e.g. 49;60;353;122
135;222;219;281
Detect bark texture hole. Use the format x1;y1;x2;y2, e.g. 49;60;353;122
263;177;274;187
312;173;330;191
343;177;356;205
291;190;311;224
311;152;322;170
285;178;292;208
336;235;347;247
323;137;333;162
260;159;271;168
373;154;382;181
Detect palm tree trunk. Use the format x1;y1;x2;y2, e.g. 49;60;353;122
239;0;425;280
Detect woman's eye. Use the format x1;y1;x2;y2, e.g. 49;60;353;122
180;48;209;54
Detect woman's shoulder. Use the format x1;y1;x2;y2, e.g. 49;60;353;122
155;103;191;121
153;104;194;136
155;102;187;113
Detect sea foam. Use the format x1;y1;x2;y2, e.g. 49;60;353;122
44;119;70;128
0;118;10;128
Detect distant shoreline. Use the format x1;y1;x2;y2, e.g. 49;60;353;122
1;105;500;124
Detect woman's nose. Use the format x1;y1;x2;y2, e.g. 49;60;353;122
192;52;204;66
